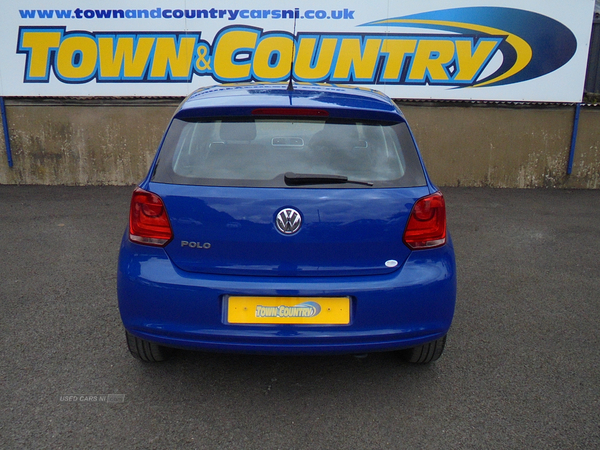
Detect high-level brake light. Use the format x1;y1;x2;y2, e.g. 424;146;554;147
252;108;329;117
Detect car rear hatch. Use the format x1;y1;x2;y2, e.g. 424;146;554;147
150;182;429;277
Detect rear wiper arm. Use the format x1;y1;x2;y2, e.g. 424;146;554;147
284;172;373;186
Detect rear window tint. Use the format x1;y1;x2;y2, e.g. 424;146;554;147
152;118;426;188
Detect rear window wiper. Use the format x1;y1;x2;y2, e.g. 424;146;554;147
284;172;373;187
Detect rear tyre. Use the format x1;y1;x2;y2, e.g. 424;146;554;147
399;335;446;364
125;331;173;362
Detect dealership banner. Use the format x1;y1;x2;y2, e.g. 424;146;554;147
0;0;595;101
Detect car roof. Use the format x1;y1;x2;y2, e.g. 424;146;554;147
174;83;406;122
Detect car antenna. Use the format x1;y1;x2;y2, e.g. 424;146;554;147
287;12;297;91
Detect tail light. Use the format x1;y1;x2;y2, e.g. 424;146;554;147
129;187;173;246
403;192;447;250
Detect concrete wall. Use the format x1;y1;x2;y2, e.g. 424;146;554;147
1;98;599;188
0;98;177;185
400;102;600;189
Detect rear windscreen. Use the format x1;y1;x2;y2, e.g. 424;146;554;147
152;118;426;188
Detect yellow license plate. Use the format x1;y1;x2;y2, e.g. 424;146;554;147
226;296;350;325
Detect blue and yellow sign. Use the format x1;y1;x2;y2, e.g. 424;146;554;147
226;296;351;325
1;1;595;101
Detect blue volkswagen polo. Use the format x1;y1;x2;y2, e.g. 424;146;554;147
117;83;456;363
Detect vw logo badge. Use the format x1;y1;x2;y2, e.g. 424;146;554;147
276;208;302;235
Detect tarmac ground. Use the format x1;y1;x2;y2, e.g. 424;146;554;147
1;186;599;449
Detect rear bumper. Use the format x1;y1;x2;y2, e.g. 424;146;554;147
117;237;456;355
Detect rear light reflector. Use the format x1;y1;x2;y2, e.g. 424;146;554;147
129;187;173;246
403;192;447;250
